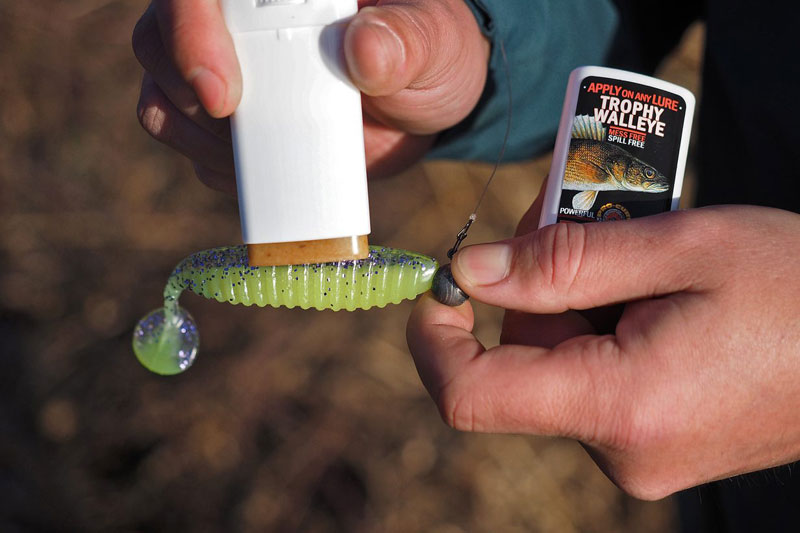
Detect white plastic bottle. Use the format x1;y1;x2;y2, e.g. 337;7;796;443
539;66;695;228
221;0;370;265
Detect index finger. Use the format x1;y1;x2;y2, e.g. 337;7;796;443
154;0;242;117
406;293;629;440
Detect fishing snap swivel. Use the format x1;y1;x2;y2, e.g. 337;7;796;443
431;215;475;306
447;214;476;260
432;40;512;308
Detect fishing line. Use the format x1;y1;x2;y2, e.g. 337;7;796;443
446;38;513;260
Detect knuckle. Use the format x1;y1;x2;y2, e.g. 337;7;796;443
436;380;476;432
531;222;588;293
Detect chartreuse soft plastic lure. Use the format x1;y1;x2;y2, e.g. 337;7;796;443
132;245;438;375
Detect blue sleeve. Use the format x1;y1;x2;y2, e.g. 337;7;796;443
427;0;619;162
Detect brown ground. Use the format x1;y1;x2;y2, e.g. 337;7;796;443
0;2;703;531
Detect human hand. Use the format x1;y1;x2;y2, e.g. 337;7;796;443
407;203;800;499
132;0;490;193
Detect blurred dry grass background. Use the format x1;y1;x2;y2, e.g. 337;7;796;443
0;2;703;531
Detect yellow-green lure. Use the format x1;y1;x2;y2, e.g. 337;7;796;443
133;245;438;375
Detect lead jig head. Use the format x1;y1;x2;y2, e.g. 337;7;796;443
431;264;468;307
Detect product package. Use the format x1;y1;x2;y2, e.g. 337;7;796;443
540;66;695;227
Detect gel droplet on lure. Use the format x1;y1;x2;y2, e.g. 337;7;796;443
132;306;199;375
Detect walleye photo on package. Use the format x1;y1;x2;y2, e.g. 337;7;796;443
540;67;695;227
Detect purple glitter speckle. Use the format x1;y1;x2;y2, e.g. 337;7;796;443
166;244;438;310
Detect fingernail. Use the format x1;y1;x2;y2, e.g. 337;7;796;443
189;67;226;116
368;21;403;69
454;244;512;287
348;18;403;89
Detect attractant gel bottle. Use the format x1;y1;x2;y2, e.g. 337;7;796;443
221;0;370;266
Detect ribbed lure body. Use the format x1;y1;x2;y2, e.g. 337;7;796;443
167;245;438;311
133;245;438;375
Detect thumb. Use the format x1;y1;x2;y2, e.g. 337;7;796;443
344;0;490;134
153;0;242;117
451;211;708;314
